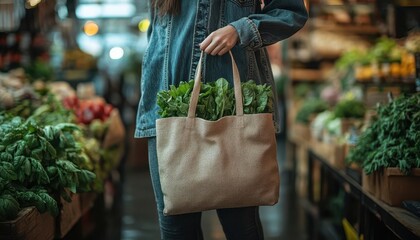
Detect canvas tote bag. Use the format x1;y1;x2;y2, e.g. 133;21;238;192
156;51;280;216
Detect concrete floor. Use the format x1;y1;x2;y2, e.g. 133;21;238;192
106;134;309;240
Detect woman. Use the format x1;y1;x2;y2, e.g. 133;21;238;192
135;0;308;239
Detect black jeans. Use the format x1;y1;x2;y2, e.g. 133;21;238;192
147;137;264;240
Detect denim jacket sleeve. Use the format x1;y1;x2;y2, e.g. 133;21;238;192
229;0;308;50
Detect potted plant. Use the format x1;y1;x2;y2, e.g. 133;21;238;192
346;94;420;206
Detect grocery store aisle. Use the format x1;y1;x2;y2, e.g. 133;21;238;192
116;134;308;240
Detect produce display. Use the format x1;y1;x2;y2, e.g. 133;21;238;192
63;96;114;125
332;98;366;119
295;99;329;124
157;78;273;120
336;36;417;83
287;3;420;238
0;69;41;111
311;110;334;140
0;69;125;221
405;32;420;55
299;95;366;140
0;116;95;221
347;94;420;175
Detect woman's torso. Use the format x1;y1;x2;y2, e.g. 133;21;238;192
135;0;277;138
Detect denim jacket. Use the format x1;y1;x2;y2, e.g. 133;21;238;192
135;0;308;138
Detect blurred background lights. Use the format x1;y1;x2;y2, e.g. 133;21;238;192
138;19;150;33
76;3;136;19
109;47;124;60
84;21;99;36
26;0;42;8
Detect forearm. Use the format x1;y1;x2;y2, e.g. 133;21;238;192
229;0;308;50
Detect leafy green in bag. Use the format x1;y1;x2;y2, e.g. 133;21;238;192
157;78;273;120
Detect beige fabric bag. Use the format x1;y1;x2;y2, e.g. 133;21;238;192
156;51;280;216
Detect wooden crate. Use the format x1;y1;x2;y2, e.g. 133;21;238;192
0;207;55;240
293;123;311;143
79;192;97;215
310;139;346;170
57;193;82;239
362;171;382;199
363;168;420;206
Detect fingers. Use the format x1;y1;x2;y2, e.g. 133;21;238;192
200;36;212;51
217;47;229;56
200;35;233;56
200;25;239;56
211;44;229;56
203;36;228;56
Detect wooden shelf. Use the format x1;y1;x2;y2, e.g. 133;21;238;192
394;0;420;7
307;150;420;239
311;21;381;35
290;68;326;82
287;134;420;239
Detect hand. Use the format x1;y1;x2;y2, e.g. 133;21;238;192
200;25;239;56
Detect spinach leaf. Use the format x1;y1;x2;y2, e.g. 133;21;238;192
0;161;17;181
0;194;20;221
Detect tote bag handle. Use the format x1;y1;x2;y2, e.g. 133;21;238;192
187;51;244;119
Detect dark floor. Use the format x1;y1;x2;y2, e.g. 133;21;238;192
93;134;308;240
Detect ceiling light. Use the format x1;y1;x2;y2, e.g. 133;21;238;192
138;19;150;33
109;47;124;60
84;21;99;36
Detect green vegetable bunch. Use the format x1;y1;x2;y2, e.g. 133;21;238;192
28;93;76;126
335;49;369;70
333;99;366;119
347;94;420;175
369;37;402;62
0;116;96;221
295;99;329;124
157;78;273;120
3;90;75;124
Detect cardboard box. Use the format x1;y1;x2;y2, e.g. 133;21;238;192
363;168;420;206
0;207;55;240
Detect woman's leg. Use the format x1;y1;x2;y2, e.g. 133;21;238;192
147;137;204;240
217;206;264;240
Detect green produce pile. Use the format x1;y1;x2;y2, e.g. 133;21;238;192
295;99;329;124
347;94;420;175
0;116;95;221
157;78;273;120
335;37;403;70
0;73;123;221
333;99;366;119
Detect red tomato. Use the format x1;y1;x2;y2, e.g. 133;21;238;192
63;96;79;109
104;104;113;117
90;103;105;120
80;108;95;124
